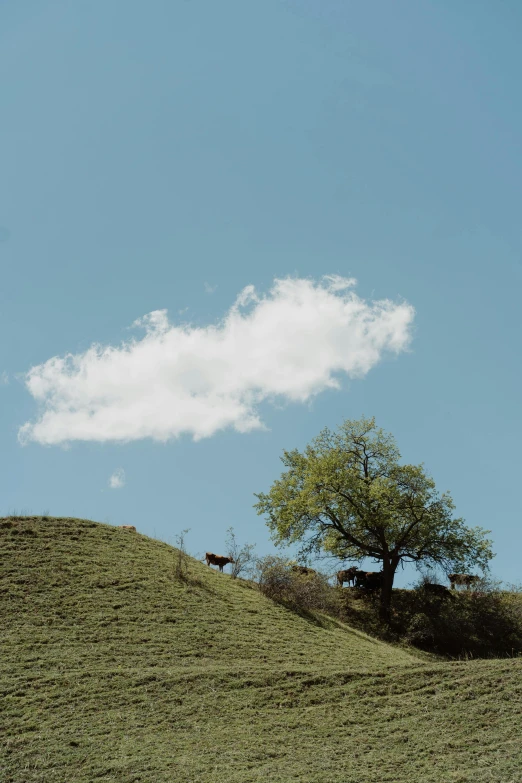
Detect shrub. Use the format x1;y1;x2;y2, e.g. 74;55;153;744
225;527;257;579
255;556;293;600
173;529;190;581
335;576;522;657
404;579;522;657
255;556;339;614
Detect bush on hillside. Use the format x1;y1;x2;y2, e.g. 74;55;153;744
255;556;339;614
254;554;522;658
225;527;257;579
336;577;522;658
403;580;522;657
173;528;191;581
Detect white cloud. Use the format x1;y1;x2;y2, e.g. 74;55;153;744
321;274;357;292
109;468;125;489
0;371;8;385
204;282;217;294
19;276;415;445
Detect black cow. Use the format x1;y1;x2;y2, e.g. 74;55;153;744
422;582;454;599
355;570;383;591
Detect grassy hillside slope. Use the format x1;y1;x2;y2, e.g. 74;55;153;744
1;516;521;783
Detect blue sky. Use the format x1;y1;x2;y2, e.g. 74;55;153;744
1;0;521;586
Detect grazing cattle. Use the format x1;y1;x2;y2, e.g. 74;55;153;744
354;570;369;588
448;573;480;590
422;582;454;599
119;525;136;531
291;565;316;576
337;566;359;587
355;570;383;590
205;552;235;572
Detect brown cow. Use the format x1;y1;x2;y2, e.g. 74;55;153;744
119;525;136;531
448;573;480;590
337;566;358;587
205;552;235;572
291;565;316;576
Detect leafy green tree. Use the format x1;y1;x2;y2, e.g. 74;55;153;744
254;417;493;620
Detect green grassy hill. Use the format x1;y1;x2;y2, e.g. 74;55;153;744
1;517;521;782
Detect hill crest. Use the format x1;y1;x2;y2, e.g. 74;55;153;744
2;516;521;783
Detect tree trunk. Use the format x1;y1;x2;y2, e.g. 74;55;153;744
379;556;399;623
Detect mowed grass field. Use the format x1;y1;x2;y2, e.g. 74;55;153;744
1;517;521;782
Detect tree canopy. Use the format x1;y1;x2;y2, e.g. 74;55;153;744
254;417;494;618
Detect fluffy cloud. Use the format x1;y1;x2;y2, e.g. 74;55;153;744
109;468;125;489
19;276;415;445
